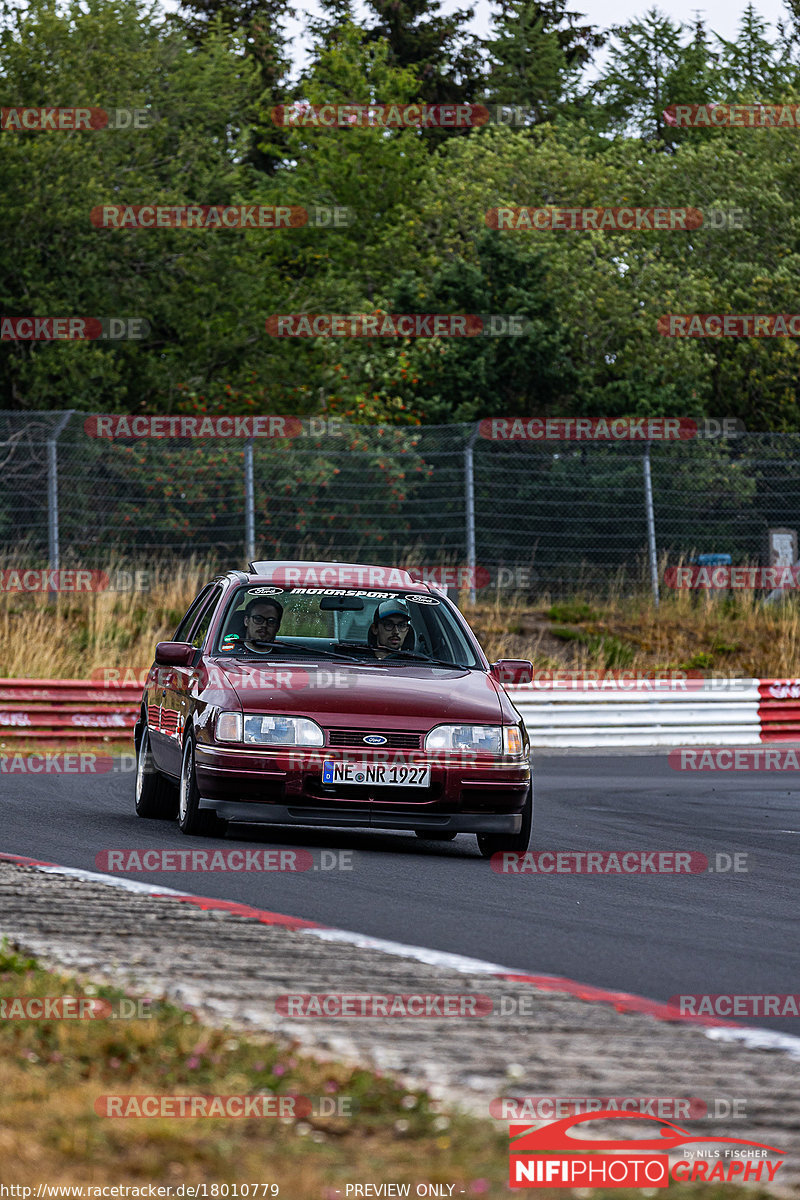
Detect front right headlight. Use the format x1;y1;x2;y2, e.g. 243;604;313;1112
424;724;502;753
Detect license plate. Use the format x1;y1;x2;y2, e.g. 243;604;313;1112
322;760;430;787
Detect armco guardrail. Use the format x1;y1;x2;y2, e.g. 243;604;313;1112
2;677;800;747
0;679;140;739
507;680;765;748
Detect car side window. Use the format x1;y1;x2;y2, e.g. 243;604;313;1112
174;586;215;642
190;587;223;650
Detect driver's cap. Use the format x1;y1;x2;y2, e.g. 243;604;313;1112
376;599;410;621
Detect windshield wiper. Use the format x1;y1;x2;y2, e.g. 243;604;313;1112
379;651;469;669
224;645;363;663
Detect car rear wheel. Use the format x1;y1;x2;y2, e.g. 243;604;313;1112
414;831;457;841
135;727;178;819
476;783;533;859
178;737;226;837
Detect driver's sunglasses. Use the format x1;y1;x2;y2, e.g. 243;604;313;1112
379;619;410;631
248;614;279;625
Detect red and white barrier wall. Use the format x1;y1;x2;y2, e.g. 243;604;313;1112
0;679;139;738
508;679;800;748
1;677;799;748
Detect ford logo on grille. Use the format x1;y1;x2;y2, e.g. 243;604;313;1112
363;734;387;745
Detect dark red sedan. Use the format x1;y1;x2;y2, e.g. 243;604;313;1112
134;561;533;856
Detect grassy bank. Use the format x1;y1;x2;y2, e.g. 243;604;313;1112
0;943;784;1198
0;564;796;679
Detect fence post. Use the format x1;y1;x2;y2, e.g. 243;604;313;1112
465;426;479;605
643;442;660;608
244;438;255;564
47;411;74;599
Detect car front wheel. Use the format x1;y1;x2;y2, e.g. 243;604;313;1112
135;726;178;820
476;783;533;859
178;737;226;837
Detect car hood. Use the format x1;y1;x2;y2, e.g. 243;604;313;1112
204;658;506;728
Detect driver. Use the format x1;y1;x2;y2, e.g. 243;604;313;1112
369;599;413;659
242;597;283;652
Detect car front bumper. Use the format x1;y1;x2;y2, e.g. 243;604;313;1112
194;742;531;832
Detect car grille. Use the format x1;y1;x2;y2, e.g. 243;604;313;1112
327;728;422;749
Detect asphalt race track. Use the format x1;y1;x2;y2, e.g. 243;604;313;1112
2;752;799;1034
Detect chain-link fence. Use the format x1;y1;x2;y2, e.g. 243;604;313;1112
2;411;799;596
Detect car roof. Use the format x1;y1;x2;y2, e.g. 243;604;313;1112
241;560;440;595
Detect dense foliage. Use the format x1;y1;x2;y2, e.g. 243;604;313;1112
3;0;800;429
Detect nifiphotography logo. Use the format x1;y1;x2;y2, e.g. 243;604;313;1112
508;1111;783;1188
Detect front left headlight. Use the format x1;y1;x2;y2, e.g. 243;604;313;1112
425;724;503;753
243;715;324;746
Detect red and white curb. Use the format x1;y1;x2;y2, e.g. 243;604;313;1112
2;849;799;1060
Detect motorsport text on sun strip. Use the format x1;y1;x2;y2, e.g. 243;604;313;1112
664;103;800;126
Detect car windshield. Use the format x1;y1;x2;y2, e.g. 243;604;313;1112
212;586;482;668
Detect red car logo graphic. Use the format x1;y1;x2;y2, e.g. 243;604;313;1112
510;1110;783;1154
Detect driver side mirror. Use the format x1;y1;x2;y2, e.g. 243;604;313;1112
154;641;195;667
491;659;533;685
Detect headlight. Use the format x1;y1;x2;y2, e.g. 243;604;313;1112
425;724;502;753
216;711;243;742
243;715;324;746
503;725;524;756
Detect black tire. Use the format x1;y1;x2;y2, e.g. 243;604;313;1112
476;783;533;859
414;831;458;841
178;736;226;837
134;726;178;819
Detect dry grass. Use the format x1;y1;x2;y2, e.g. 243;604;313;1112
0;944;503;1193
1;559;798;681
0;559;210;680
467;585;800;679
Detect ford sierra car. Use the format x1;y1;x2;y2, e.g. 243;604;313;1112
134;561;533;856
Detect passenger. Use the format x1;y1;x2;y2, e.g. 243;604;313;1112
369;599;413;659
242;598;283;652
